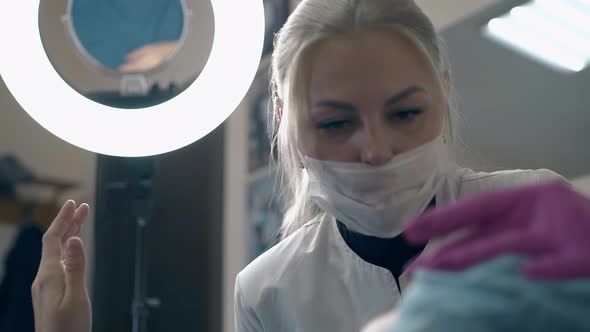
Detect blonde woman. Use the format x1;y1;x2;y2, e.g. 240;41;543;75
233;0;577;331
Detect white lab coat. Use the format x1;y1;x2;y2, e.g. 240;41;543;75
234;167;565;332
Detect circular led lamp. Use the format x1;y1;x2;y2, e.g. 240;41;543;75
0;0;265;157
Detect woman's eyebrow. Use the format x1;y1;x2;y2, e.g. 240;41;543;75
384;86;427;106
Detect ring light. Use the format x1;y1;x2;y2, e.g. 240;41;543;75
0;0;265;157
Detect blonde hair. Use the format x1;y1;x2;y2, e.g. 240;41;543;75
269;0;461;238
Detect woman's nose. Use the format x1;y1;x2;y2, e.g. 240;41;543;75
359;126;395;166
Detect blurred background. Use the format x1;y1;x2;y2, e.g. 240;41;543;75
0;0;588;331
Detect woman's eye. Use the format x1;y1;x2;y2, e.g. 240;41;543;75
317;120;350;131
390;109;423;121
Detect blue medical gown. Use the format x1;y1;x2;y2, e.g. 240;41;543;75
71;0;184;69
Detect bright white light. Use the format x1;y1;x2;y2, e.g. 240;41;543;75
485;0;590;73
534;0;590;37
510;5;590;57
486;18;586;72
0;0;265;157
574;0;590;11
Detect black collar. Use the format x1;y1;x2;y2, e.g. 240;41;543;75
336;197;436;291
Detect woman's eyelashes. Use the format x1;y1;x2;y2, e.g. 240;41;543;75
388;108;424;122
316;118;354;133
313;107;425;135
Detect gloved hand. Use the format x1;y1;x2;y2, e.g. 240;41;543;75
32;200;92;332
404;181;590;280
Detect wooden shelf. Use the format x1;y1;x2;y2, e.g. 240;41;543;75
0;198;59;229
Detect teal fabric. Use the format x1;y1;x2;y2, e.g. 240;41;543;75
389;256;590;332
71;0;184;69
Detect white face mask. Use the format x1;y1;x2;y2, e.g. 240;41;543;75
304;136;451;238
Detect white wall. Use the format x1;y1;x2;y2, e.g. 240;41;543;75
0;81;96;204
289;0;500;29
572;174;590;197
415;0;499;29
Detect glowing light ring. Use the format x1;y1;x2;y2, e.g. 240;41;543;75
0;0;265;157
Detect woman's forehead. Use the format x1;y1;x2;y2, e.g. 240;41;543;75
306;30;439;100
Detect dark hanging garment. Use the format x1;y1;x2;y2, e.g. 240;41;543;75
0;223;43;332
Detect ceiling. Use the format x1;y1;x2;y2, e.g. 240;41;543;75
416;0;500;29
440;0;590;178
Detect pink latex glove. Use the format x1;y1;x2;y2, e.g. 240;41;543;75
404;181;590;280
